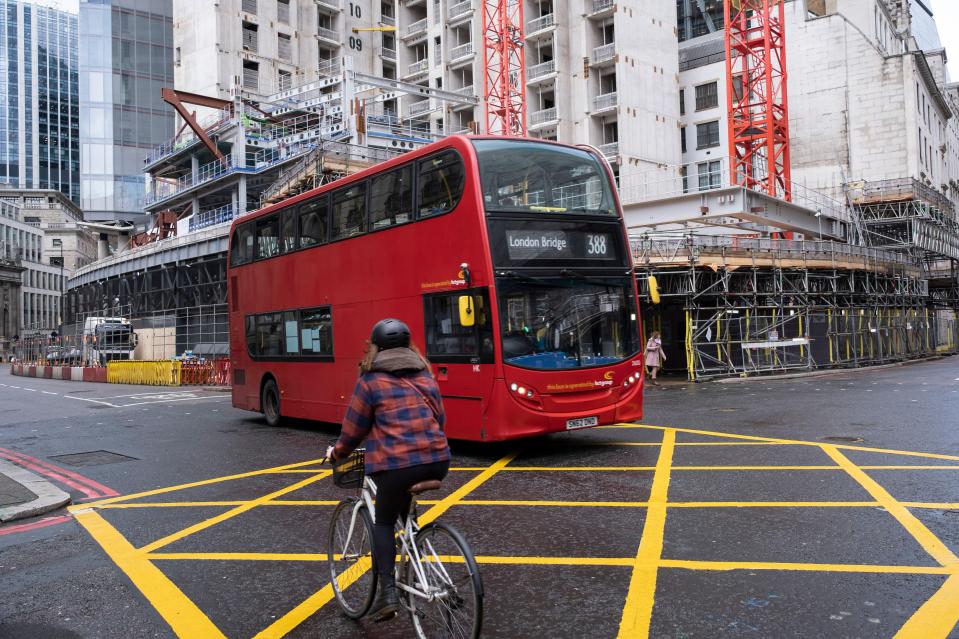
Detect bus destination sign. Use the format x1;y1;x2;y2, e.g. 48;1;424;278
505;229;613;261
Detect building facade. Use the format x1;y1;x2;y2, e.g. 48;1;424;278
0;197;67;348
79;0;175;223
0;0;80;203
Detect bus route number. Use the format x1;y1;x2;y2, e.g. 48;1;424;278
586;234;608;256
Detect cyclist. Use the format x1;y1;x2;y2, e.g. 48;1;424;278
328;318;451;622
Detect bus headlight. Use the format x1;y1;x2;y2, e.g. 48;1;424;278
509;383;535;398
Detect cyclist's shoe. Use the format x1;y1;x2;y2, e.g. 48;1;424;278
369;577;399;622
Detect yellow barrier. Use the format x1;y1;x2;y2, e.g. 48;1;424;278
107;361;182;386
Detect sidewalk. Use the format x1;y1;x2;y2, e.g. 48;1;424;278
0;458;71;523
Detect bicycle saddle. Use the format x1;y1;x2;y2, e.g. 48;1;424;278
408;480;442;494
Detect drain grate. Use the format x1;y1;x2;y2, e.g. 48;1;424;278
822;436;864;443
49;450;138;467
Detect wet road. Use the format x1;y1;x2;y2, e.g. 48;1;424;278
0;358;957;638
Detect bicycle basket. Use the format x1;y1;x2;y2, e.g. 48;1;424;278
332;449;365;488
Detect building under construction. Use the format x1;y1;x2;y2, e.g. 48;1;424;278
54;0;959;379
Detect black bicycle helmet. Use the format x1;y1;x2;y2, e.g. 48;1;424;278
370;318;411;350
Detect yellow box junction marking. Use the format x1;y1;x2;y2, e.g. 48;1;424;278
69;425;959;639
618;428;676;638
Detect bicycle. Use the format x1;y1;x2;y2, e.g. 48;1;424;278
325;448;484;638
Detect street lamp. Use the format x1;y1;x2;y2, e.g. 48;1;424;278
52;238;64;330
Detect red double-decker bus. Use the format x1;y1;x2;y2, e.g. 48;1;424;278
227;135;644;441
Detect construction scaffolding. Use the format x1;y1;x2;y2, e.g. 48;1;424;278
633;235;957;380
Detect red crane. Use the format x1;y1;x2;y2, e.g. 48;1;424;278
724;0;791;201
482;0;526;136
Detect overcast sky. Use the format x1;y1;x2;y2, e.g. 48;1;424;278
930;0;958;80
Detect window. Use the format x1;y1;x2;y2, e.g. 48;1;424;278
283;311;299;354
280;208;297;252
278;69;292;91
370;165;414;229
230;224;254;265
680;126;686;154
731;75;744;103
255;215;280;259
299;307;333;356
423;289;494;363
278;33;292;61
254;313;283;357
697;161;722;190
298;196;329;247
695;82;718;111
418;151;466;218
277;0;290;23
331;183;368;240
679;89;685;116
696;120;720;149
242;0;257;13
50;256;63;266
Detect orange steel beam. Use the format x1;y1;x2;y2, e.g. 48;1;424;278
160;88;232;162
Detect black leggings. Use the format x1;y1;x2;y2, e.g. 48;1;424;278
371;460;450;578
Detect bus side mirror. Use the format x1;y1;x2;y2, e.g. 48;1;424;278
458;295;475;327
648;275;661;305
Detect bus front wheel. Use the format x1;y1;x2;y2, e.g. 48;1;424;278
261;378;282;427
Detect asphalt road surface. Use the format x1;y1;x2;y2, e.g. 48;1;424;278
1;358;958;638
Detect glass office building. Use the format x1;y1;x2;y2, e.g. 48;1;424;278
79;0;173;223
0;0;80;203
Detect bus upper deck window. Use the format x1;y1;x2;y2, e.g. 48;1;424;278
231;224;254;265
371;165;414;229
418;151;465;218
256;216;281;259
332;183;368;240
299;196;329;248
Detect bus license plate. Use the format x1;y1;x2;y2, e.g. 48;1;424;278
566;416;598;430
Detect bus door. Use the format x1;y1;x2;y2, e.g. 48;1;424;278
422;289;496;439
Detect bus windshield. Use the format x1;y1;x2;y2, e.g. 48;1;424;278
472;140;617;216
496;276;639;370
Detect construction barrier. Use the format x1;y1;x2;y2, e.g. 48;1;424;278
179;360;231;386
106;361;182;386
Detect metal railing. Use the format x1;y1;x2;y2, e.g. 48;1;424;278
405;18;428;37
592;43;615;64
242;0;257;13
591;0;614;12
453;85;475;97
409;99;433;116
380;14;396;25
407;59;429;75
315;0;339;10
278;35;292;60
593;92;617;111
527;59;555;80
318;58;341;77
449;42;474;61
527;13;555;34
599;142;619;158
188;204;237;233
448;0;472;18
617;158;848;222
529;107;558;126
317;25;338;41
382;47;397;60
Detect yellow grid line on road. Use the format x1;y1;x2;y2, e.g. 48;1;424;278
70;424;959;639
94;499;959;510
137;471;333;554
250;450;520;639
607;424;959;462
618;429;675;638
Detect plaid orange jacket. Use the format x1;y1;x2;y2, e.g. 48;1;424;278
333;370;450;473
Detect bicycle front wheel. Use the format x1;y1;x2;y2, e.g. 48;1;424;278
327;499;377;619
407;522;483;639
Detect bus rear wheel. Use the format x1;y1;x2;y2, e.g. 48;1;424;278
261;378;282;427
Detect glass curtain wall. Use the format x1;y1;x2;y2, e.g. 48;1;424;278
79;0;174;222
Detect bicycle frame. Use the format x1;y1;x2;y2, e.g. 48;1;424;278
341;476;457;605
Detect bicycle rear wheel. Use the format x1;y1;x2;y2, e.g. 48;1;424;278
327;499;377;619
406;522;483;639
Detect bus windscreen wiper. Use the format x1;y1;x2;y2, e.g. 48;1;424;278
496;271;555;285
559;268;623;286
